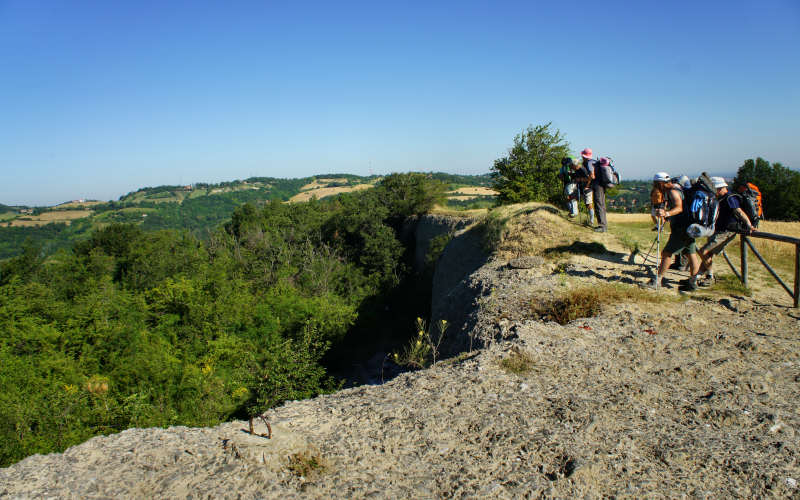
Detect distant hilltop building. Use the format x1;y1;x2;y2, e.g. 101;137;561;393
19;208;33;215
183;185;193;191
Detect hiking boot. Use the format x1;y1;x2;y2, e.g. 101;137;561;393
679;278;699;292
698;275;714;287
643;277;663;290
594;226;607;233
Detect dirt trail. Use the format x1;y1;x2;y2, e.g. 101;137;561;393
2;210;799;498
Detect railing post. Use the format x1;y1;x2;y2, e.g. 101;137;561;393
740;235;748;287
795;243;799;308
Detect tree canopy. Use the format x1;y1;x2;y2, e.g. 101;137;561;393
734;157;800;221
490;123;570;205
0;173;445;467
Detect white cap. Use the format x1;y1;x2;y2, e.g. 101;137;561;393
677;175;691;190
711;177;728;189
653;172;670;182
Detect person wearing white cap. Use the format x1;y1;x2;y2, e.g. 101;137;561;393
646;172;701;289
650;172;673;227
693;177;754;288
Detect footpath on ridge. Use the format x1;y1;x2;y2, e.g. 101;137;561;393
2;205;799;498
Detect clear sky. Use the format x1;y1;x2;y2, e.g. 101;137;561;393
1;0;798;206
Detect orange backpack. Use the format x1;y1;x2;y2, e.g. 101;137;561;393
736;182;763;226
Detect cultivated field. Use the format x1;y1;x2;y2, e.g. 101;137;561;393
299;178;351;191
9;210;93;227
55;201;104;209
447;187;497;197
289;184;374;203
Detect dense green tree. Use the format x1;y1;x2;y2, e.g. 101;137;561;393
490;123;570;205
734;157;800;221
0;173;454;466
375;173;449;221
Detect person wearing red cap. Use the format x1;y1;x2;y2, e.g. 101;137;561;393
578;148;596;226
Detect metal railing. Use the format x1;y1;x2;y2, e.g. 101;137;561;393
721;231;800;308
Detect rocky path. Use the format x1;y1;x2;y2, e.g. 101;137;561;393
2;232;800;498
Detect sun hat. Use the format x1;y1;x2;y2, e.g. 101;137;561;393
711;177;728;189
653;172;670;182
580;148;593;159
596;157;610;167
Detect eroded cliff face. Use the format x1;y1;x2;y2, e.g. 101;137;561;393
404;213;474;273
405;213;491;358
3;212;800;498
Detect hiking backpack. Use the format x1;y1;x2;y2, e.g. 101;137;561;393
735;182;763;228
597;157;620;188
684;173;719;238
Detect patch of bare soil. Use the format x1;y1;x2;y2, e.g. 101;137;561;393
2;208;798;498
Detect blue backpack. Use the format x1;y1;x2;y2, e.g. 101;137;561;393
684;173;719;238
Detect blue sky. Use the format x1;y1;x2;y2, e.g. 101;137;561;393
1;0;798;206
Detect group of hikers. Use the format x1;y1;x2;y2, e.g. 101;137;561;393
558;147;619;233
559;149;764;292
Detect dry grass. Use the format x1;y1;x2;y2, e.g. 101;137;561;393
749;220;800;264
606;212;651;223
532;283;678;325
498;348;535;375
286;449;328;478
446;187;498;196
288;184;373;203
490;203;609;259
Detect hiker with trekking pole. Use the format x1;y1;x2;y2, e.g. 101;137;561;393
645;172;702;290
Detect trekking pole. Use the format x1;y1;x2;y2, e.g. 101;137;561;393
639;234;659;267
655;217;662;290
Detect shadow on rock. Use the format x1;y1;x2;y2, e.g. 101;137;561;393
544;241;628;264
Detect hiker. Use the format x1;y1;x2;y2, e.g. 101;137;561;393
646;172;701;289
578;148;596;226
670;175;693;271
559;157;579;218
591;155;610;233
695;177;755;286
652;175;691;228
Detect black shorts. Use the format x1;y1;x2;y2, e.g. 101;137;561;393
663;226;696;256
